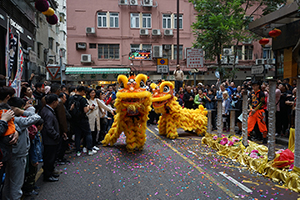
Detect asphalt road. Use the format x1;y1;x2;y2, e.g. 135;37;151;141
28;125;300;200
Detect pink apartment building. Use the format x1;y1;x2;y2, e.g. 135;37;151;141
66;0;273;85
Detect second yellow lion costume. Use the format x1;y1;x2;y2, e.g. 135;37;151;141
151;81;208;139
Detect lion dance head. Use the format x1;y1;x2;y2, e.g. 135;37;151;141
102;73;152;151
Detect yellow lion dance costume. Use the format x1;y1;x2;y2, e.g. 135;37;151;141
151;81;208;139
102;73;152;151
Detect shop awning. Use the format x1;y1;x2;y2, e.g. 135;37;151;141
65;67;131;75
248;1;300;37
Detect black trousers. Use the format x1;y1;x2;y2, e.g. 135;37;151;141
43;145;58;179
56;136;68;160
22;156;38;193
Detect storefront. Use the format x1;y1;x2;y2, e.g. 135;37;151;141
0;2;35;81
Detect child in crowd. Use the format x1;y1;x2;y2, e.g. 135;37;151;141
23;118;44;196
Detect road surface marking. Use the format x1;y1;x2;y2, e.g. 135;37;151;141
219;172;253;193
147;127;238;198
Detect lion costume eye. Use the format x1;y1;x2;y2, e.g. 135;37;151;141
163;86;170;93
140;80;146;88
119;82;124;90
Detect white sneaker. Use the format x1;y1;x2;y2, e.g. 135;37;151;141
83;147;87;153
88;150;97;156
93;146;99;151
76;151;81;157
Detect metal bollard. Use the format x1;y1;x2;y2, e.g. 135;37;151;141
242;91;248;146
217;99;223;138
207;110;212;133
268;79;276;161
229;109;239;135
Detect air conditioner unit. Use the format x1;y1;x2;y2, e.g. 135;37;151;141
228;56;238;64
143;0;153;6
130;0;138;6
164;29;173;36
152;29;161;36
164;44;171;50
86;27;95;34
266;58;275;64
221;56;228;64
223;48;232;56
81;54;92;63
140;29;149;36
76;43;87;50
152;45;163;58
256;59;265;65
119;0;128;5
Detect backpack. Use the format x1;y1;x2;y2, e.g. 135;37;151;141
69;95;83;120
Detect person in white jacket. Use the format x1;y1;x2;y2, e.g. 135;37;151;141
86;89;114;151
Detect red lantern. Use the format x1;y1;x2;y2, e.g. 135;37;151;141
259;38;269;47
269;28;282;39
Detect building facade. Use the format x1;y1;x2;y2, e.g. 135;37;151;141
66;0;274;85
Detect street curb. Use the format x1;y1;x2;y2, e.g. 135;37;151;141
275;137;289;146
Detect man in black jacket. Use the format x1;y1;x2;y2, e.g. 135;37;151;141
182;86;195;109
40;94;60;182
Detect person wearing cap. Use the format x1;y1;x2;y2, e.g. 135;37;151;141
247;80;268;144
173;65;184;93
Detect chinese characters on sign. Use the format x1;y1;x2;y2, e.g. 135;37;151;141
157;58;169;73
251;65;264;75
186;48;206;71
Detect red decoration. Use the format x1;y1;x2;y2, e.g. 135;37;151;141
269;28;282;39
35;0;49;12
46;14;58;25
259;38;269;47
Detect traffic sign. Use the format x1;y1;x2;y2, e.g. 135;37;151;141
186;48;205;70
157;58;169;73
46;65;60;79
251;65;264;75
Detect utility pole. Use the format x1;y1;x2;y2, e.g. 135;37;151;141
176;0;179;65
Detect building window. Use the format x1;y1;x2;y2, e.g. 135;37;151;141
97;12;107;28
163;44;172;58
60;48;66;58
63;32;66;41
173;45;183;60
89;43;97;49
130;13;140;28
37;43;41;59
244;45;253;60
237;45;242;60
56;42;59;54
244;16;254;30
174;14;183;29
142;44;152;51
263;47;272;59
162;14;171;29
130;44;140;52
142;14;151;29
98;44;119;59
110;13;119;28
49;38;53;50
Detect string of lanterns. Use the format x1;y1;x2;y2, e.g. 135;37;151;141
259;28;282;47
35;0;58;25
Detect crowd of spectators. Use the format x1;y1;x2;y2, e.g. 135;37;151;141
0;74;117;199
172;78;297;142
